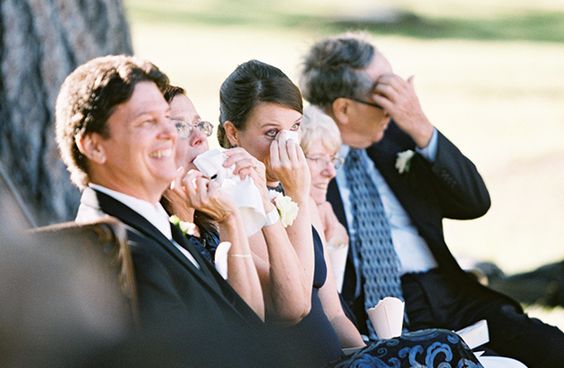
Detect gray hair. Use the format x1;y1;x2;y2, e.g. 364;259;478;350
300;32;376;109
300;105;342;156
299;32;376;109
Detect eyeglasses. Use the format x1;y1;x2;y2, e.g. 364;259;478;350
173;120;214;138
348;97;384;110
306;155;344;170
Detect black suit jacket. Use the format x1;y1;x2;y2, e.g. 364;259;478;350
328;122;520;328
77;187;262;331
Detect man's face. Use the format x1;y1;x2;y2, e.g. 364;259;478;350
93;81;177;202
344;52;393;147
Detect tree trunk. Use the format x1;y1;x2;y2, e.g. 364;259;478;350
0;0;132;225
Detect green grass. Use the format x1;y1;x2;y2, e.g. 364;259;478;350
127;0;564;43
124;0;564;330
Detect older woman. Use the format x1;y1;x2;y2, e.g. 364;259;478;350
218;59;483;368
300;105;528;368
301;106;349;291
160;85;265;319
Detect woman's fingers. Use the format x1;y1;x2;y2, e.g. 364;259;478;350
269;140;281;169
171;166;188;191
276;137;290;164
195;176;209;205
286;139;299;163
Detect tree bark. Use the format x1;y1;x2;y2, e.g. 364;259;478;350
0;0;132;225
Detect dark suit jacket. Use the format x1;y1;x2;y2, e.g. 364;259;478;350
76;187;262;329
327;122;520;328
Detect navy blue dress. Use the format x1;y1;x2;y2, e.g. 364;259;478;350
271;228;343;367
189;228;482;368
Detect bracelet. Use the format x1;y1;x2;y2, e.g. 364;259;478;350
229;253;252;258
263;207;280;227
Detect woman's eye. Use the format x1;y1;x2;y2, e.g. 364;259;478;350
265;129;278;138
290;122;301;131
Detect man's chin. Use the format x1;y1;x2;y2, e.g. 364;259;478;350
372;129;386;143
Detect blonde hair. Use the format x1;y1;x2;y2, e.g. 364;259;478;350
300;105;342;156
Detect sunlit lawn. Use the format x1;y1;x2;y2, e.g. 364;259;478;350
125;0;564;329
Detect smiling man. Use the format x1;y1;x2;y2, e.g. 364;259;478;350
54;55;281;366
300;32;564;367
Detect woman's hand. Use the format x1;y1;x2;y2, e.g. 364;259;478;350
267;136;311;202
178;169;238;224
163;167;194;221
223;147;274;211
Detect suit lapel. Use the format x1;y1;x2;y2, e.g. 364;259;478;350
366;126;438;235
81;188;229;302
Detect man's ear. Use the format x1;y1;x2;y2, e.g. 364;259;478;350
331;98;351;126
77;133;106;164
223;121;239;147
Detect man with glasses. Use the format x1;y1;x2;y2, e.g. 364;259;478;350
300;32;563;367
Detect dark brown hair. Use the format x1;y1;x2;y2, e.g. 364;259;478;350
218;59;303;148
55;55;169;188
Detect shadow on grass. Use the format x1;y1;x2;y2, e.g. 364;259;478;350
128;3;564;44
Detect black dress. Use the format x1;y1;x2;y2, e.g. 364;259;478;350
189;227;482;368
270;228;343;367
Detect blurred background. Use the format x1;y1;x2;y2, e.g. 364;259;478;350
126;0;564;308
1;0;562;331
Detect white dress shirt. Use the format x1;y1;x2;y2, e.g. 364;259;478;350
87;184;200;269
335;129;439;275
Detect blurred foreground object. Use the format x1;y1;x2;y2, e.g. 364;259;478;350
0;0;132;224
0;205;129;367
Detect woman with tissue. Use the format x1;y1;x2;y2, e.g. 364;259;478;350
217;59;483;367
160;85;265;320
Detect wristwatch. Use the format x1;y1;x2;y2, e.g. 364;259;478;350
263;208;280;227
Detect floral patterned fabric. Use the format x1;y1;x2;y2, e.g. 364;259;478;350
331;329;483;368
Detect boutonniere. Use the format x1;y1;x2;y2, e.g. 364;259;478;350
169;215;196;236
395;149;415;174
268;190;299;227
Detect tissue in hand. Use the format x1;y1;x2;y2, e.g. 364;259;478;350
193;149;267;236
193;149;233;182
277;129;299;144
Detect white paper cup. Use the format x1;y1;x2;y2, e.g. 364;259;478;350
366;297;405;339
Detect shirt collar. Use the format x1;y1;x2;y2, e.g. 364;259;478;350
89;183;172;240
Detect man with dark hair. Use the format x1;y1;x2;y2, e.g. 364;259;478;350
55;55;287;367
300;32;564;367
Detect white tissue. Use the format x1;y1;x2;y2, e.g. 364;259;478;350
277;129;299;144
193;149;235;183
193;149;267;236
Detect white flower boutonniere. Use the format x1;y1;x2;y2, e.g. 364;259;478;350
268;190;299;227
169;215;196;236
395;149;415;174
